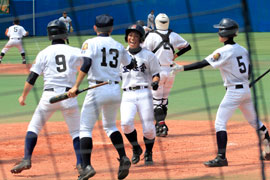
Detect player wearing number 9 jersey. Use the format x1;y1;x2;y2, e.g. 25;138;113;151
68;14;136;180
171;18;270;167
11;19;83;175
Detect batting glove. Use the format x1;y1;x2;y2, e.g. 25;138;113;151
151;81;159;90
170;62;184;76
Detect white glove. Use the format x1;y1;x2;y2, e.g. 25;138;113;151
170;62;184;75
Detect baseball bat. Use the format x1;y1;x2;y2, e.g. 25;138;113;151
249;68;270;87
49;80;112;104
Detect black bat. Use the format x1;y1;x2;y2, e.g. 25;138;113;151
49;80;111;104
249;68;270;87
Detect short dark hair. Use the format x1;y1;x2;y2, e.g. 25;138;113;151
13;18;20;24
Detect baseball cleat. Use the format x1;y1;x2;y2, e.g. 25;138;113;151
132;146;143;164
118;156;131;180
204;155;228;167
77;165;96;180
11;159;31;174
144;151;153;165
22;60;26;64
156;123;168;137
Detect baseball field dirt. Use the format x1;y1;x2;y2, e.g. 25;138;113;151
0;120;270;180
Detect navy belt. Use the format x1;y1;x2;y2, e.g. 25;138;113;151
95;80;119;84
123;86;148;91
226;84;243;90
44;87;71;92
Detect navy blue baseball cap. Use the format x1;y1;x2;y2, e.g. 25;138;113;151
95;14;114;32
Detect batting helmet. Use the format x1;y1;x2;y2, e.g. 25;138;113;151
213;18;239;38
125;24;145;43
155;13;169;31
136;20;145;27
47;19;68;41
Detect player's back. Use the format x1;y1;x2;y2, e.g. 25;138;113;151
8;25;26;38
81;36;130;82
214;43;249;86
31;44;82;89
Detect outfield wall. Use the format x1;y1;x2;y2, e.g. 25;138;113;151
0;0;269;39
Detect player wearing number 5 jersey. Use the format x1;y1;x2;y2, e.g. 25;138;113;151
171;18;270;167
0;18;29;64
68;14;136;180
11;19;83;175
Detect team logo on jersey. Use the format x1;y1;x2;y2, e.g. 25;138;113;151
82;43;88;50
213;53;220;61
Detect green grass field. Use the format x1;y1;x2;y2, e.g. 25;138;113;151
1;32;270;124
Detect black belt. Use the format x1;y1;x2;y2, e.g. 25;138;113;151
95;80;119;84
123;86;148;91
226;84;243;90
11;38;21;40
44;87;71;92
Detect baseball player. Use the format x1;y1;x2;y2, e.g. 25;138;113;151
0;18;29;64
136;20;152;34
171;18;270;167
59;11;73;44
67;14;136;180
147;10;155;30
10;19;83;174
142;13;192;137
121;24;160;165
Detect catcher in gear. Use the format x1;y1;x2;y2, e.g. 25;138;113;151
142;13;191;137
171;18;270;167
10;19;83;175
121;24;160;165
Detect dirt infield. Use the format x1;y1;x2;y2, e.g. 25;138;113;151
0;64;31;75
0;120;270;180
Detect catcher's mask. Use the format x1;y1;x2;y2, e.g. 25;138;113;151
47;19;68;41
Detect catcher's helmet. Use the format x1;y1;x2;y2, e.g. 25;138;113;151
136;20;145;27
213;18;239;37
155;13;169;31
47;19;68;41
125;24;145;43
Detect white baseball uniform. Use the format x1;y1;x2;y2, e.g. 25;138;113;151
79;35;131;138
1;24;27;54
59;16;72;31
27;44;82;139
120;48;160;140
205;43;264;132
147;13;155;29
143;30;190;109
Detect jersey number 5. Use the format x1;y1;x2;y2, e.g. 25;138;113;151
101;47;119;68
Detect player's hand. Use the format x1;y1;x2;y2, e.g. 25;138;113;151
70;26;74;33
170;62;184;76
18;96;26;106
67;87;78;98
151;81;159;90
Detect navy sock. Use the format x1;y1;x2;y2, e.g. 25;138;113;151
24;131;38;160
125;130;140;150
73;137;82;165
216;131;227;159
110;131;126;159
80;137;92;169
143;137;155;153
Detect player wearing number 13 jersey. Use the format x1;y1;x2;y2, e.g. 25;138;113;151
11;19;83;175
171;18;270;167
68;14;136;180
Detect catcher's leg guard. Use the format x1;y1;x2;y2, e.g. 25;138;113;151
154;106;165;136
